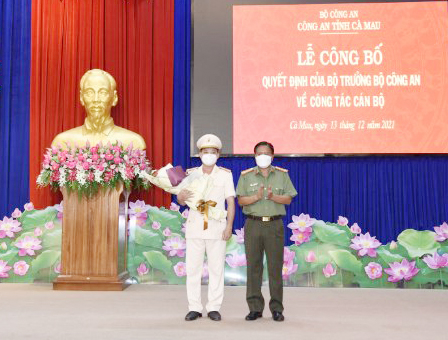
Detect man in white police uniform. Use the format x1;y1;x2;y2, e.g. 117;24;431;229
177;134;235;321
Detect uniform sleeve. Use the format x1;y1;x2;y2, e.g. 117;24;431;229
283;173;298;198
224;172;236;198
235;173;247;197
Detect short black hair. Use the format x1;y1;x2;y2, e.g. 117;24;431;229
254;141;274;154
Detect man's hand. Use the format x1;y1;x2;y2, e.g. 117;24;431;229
222;227;232;241
266;185;273;200
177;189;193;206
256;184;265;200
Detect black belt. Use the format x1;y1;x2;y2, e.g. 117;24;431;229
246;215;283;222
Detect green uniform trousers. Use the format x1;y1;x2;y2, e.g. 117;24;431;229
244;218;284;313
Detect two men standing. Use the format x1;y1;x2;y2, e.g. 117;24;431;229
178;135;297;322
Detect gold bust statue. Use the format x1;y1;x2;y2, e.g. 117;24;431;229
51;69;146;150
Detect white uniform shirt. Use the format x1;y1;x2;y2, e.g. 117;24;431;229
185;165;236;240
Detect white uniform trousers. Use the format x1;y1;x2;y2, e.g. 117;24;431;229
186;238;227;313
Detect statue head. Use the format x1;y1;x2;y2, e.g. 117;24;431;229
79;69;118;120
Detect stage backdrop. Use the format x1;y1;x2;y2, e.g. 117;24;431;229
173;0;448;244
1;202;447;289
0;0;447;245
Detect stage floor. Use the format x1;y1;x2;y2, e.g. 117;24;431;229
1;284;446;340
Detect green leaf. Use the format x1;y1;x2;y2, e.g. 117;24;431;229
377;246;404;264
289;242;342;274
328;249;363;274
33;267;59;282
438;245;448;255
14;232;36;242
30;250;60;274
0;250;19;263
147;206;184;231
397;229;440;258
20;207;57;230
312;220;351;247
42;229;62;250
135;227;163;248
226;235;243;254
142;250;173;275
130;255;145;270
353;273;395;288
412;258;448;284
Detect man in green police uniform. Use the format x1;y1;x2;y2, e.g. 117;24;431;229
236;141;297;322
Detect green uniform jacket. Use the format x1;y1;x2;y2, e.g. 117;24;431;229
236;166;297;217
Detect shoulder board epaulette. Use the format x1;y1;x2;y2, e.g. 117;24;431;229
186;167;198;174
218;166;231;173
241;168;255;176
275;166;288;173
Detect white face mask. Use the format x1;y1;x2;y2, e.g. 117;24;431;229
255;154;272;168
201;153;218;166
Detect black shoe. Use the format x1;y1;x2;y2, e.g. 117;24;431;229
208;311;222;321
245;311;263;321
272;311;284;322
185;311;202;321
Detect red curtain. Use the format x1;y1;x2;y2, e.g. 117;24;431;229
30;0;174;209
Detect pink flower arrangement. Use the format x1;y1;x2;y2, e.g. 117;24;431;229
136;215;147;227
364;262;383;280
24;202;35;211
129;200;149;216
162;236;186;257
13;261;30;276
350;223;362;234
181;209;189;219
384;259;419;282
54;201;63;220
163;228;172;237
422;253;448;269
282;260;298;280
337;216;349;226
174;262;187;277
350;232;381;257
137;263;149;276
235;228;245;244
305;251;317;263
152;221;161;230
37;142;151;196
54;263;62;274
290;228;312;245
323;263;337;278
282;247;298;280
0;217;22;238
0;260;12;278
15;236;43;256
170;202;180;211
11;208;22;218
284;247;295;263
288;214;314;246
226;252;247;268
389;241;398;250
287;213;316;231
434;222;448;242
45;221;55;230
